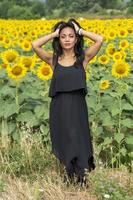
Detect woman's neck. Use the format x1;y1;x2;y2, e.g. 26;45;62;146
60;54;76;59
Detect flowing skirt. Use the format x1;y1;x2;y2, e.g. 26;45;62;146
49;89;96;177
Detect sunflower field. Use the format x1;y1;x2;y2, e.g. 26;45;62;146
0;18;133;173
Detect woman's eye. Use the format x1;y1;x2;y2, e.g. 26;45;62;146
61;35;74;38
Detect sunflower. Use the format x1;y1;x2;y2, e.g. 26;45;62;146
0;34;4;42
20;39;32;51
29;30;37;38
117;29;128;38
100;80;110;90
119;39;129;50
36;63;53;80
106;45;116;58
11;30;19;38
112;51;123;62
1;49;19;64
108;30;117;40
20;56;35;71
98;54;110;65
112;61;131;78
6;63;27;81
3;36;12;48
127;27;133;34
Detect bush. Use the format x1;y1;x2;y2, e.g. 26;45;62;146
126;6;133;14
0;1;11;19
7;5;33;19
89;3;103;13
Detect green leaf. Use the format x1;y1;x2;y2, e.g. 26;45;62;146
99;110;115;126
122;103;133;110
126;92;133;105
16;111;39;126
0;85;15;97
120;148;127;156
121;118;133;128
43;109;49;120
95;103;102;112
40;124;48;136
114;133;124;143
17;111;34;121
102;113;114;126
125;135;133;145
8;123;16;134
103;137;112;145
3;103;17;118
12;130;20;142
101;95;113;107
95;127;103;136
87;96;97;110
0;100;5;117
34;105;44;118
111;106;120;116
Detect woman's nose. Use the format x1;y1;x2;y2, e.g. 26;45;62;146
65;36;70;41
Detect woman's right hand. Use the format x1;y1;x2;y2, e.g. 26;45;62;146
52;24;62;38
53;28;60;37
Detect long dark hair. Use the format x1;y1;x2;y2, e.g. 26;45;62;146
51;18;85;68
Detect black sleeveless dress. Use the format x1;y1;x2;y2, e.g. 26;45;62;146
48;59;96;178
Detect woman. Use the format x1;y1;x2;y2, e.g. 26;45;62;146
32;18;104;187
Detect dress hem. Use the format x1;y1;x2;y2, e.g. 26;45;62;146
51;148;96;177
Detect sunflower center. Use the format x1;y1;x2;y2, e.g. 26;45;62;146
24;43;29;48
12;66;22;75
0;35;4;41
116;64;125;74
115;54;120;59
5;39;9;43
41;67;49;75
109;48;115;54
121;42;126;47
23;59;31;68
101;57;107;62
102;82;106;86
110;32;114;37
128;29;132;33
120;31;125;35
7;53;16;62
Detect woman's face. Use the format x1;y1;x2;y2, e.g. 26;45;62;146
59;27;77;50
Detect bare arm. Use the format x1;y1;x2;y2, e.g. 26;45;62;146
82;30;104;68
31;29;59;67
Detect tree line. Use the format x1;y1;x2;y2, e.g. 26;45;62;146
0;0;132;19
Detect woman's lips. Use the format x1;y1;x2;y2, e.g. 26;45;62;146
64;44;71;46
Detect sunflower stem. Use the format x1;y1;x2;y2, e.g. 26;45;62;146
118;95;122;168
15;81;20;114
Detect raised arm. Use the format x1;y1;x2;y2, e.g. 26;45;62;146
31;29;59;69
82;30;104;69
70;21;104;70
